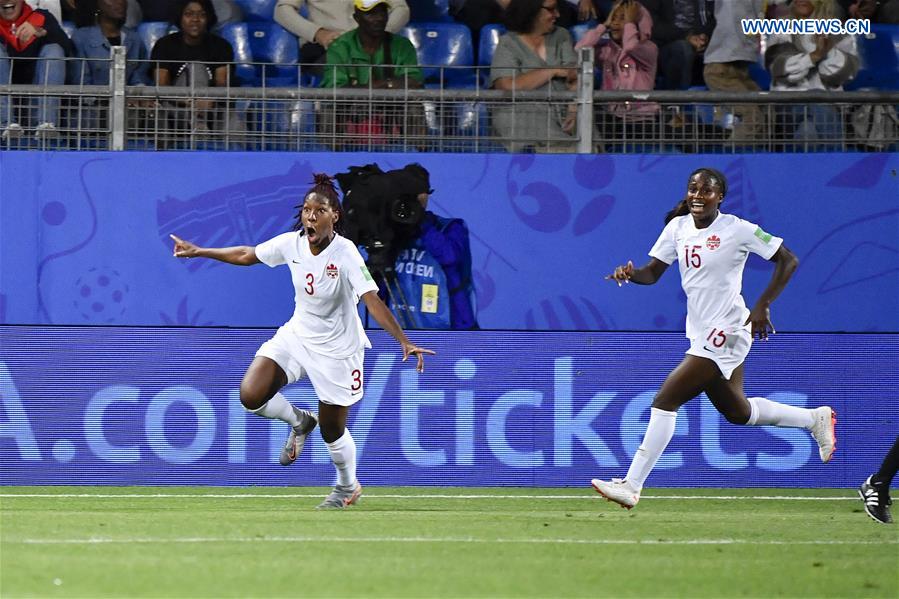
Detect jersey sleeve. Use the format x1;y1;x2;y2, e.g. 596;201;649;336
648;219;678;265
254;232;295;267
738;219;783;260
342;243;380;297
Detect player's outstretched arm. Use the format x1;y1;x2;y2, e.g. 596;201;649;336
605;258;669;286
170;234;261;266
745;244;799;340
361;291;436;373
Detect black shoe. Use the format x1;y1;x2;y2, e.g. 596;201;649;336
858;476;893;524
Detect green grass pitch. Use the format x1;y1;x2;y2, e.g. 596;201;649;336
1;487;896;598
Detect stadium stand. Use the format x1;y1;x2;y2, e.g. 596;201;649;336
407;0;452;22
246;21;301;86
401;22;476;88
234;0;277;21
846;24;899;90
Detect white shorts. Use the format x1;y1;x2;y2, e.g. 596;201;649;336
685;324;752;380
255;325;365;407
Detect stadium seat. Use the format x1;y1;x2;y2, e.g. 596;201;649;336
478;24;505;67
401;22;475;88
234;0;277;21
138;21;176;55
247;21;301;86
218;23;256;86
246;99;320;150
61;20;75;39
408;0;452;22
846;24;899;90
568;21;597;45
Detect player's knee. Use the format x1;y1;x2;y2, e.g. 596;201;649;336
723;405;751;425
239;380;269;411
319;422;344;444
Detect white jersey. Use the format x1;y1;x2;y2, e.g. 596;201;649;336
649;212;783;340
255;232;379;358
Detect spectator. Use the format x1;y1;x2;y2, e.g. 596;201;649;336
151;0;240;140
838;0;899;23
62;0;142;28
576;0;658;151
638;0;713;89
275;0;409;72
0;0;74;139
702;0;766;143
766;0;859;148
138;0;242;31
319;0;424;149
489;0;585;152
70;0;149;85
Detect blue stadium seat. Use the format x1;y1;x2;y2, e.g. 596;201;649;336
748;55;770;90
234;0;277;21
61;21;76;39
401;22;475;88
218;23;256;86
568;21;597;45
408;0;452;22
138;21;176;55
245;99;318;150
247;22;300;86
478;24;505;66
847;25;899;90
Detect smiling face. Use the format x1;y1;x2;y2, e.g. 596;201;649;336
301;192;340;253
791;0;815;18
0;0;24;23
685;171;724;227
531;0;558;35
608;4;627;41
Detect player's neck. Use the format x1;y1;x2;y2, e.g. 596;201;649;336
691;210;719;230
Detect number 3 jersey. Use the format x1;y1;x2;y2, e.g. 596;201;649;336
256;232;379;358
649;213;783;340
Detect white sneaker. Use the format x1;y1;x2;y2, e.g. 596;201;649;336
2;123;23;140
809;406;836;463
591;477;640;509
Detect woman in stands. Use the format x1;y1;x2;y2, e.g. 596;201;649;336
574;0;659;151
591;167;836;510
170;174;435;509
489;0;588;152
150;0;235;138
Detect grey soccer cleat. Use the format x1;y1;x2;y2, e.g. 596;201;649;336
809;406;837;463
316;482;363;510
279;408;318;466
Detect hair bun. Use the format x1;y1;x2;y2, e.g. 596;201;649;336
312;173;334;186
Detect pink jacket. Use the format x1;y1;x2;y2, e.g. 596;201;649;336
575;7;659;118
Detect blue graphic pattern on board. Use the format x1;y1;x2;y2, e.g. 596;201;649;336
0;327;895;487
0;152;896;330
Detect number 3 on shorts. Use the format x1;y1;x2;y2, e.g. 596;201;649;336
350;369;362;391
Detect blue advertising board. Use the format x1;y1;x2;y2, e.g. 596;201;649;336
1;326;894;487
1;152;897;331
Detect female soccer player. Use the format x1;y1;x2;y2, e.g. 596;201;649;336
171;174;434;509
592;167;836;509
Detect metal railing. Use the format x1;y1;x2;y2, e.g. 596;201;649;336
1;47;896;153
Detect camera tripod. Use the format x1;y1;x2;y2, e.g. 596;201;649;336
367;264;420;330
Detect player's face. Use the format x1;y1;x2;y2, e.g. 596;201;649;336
686;172;723;222
302;193;338;249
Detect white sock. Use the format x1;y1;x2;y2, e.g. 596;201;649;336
250;392;300;426
326;429;357;488
625;408;677;491
746;397;815;429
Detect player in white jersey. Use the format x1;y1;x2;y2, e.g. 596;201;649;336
591;167;837;510
170;174;434;509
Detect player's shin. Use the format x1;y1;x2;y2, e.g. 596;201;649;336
625;407;677;490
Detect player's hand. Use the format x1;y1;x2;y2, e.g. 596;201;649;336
745;305;775;340
402;342;436;373
170;234;202;258
605;260;634;286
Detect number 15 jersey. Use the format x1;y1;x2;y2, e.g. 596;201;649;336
649;212;783;340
